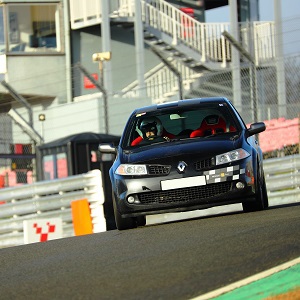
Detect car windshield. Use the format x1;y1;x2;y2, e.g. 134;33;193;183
122;102;240;148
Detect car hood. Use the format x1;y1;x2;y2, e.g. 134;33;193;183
120;135;243;164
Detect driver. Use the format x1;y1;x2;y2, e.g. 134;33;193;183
139;117;162;140
131;116;175;146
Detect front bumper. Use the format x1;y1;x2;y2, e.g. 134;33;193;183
113;160;256;217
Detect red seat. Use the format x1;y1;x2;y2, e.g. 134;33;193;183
190;115;234;138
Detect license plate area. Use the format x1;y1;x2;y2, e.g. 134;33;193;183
161;176;206;191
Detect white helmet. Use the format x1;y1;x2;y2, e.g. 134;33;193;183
136;116;163;139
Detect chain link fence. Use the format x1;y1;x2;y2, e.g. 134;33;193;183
0;114;34;188
0;15;299;187
186;54;300;159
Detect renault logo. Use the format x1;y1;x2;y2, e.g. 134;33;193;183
177;161;187;173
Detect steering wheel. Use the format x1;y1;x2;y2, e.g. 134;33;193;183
147;135;159;140
147;136;170;142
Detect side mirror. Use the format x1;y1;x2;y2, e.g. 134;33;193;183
247;122;266;137
99;144;117;155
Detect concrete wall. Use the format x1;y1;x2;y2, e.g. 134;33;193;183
72;25;161;97
4;56;68;104
11;94;152;144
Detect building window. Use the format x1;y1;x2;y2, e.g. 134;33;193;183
5;3;62;54
43;154;56;180
42;152;68;180
57;152;68;178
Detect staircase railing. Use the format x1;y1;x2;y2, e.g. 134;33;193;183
253;21;276;65
118;61;200;102
141;0;230;66
141;0;275;66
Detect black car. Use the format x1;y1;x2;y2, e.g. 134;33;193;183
102;97;268;230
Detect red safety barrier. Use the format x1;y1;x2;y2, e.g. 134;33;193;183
0;175;4;188
253;117;300;153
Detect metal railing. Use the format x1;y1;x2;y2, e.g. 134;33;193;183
141;0;275;66
263;154;300;204
118;61;201;102
69;0;135;29
142;1;229;66
0;170;106;248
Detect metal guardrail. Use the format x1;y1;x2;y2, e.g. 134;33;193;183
264;154;300;203
0;170;106;248
0;155;298;248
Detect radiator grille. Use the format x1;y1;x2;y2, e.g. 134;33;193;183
194;158;213;171
148;165;171;175
138;181;232;204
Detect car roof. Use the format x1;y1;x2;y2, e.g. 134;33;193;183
132;97;231;115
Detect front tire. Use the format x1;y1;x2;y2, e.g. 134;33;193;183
136;216;146;227
243;165;269;212
113;195;137;230
261;172;269;209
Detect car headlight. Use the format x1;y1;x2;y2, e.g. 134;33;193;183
216;149;250;165
115;164;148;175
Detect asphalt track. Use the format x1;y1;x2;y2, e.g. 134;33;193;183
0;203;299;299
